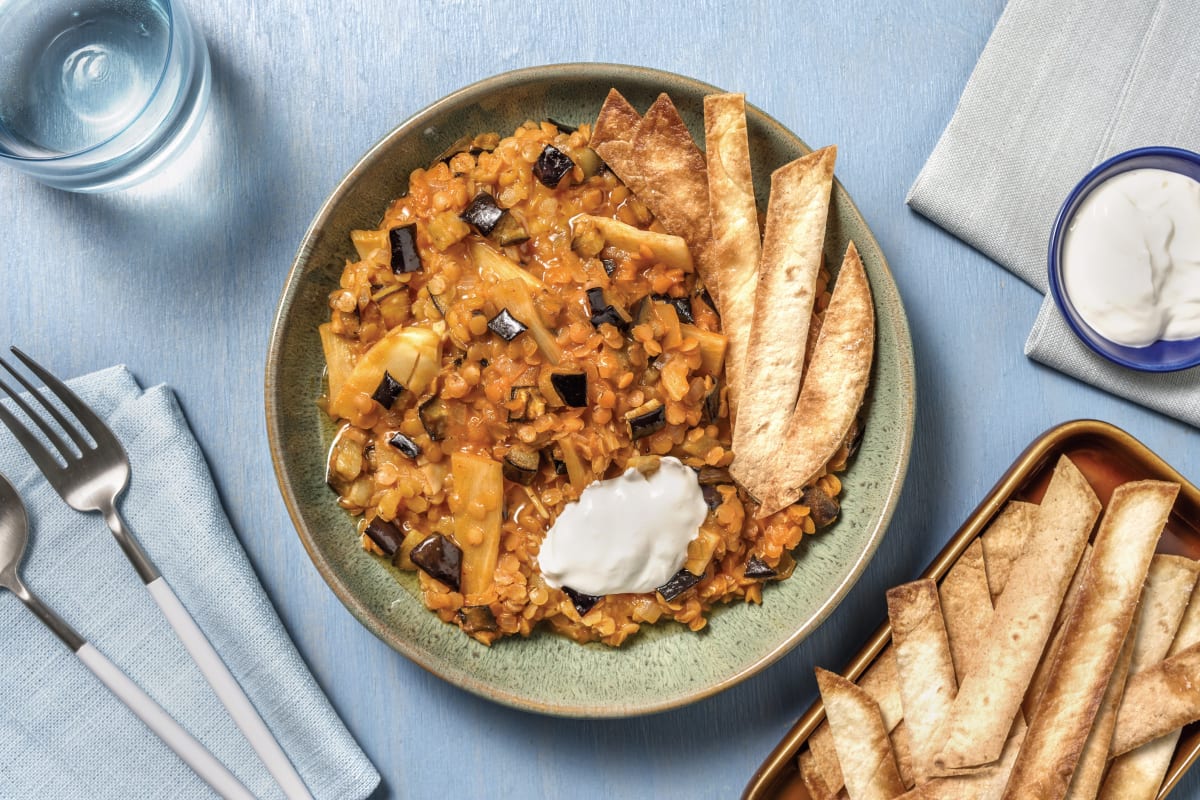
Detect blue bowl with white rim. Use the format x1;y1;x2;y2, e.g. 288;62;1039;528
1048;146;1200;372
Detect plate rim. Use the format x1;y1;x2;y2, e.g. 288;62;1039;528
265;62;916;717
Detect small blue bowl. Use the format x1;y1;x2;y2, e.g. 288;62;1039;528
1048;146;1200;372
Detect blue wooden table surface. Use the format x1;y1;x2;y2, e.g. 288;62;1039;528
4;1;1198;797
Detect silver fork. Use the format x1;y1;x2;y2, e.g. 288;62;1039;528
0;348;313;800
0;471;255;800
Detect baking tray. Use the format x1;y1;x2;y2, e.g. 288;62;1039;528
743;419;1200;800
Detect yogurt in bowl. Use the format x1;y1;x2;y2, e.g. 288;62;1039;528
1048;146;1200;372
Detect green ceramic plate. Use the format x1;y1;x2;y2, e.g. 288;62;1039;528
266;63;914;717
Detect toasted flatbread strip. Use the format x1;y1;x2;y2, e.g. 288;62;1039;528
807;647;904;798
704;93;761;419
981;500;1037;600
894;717;1026;800
888;579;958;783
799;747;840;800
1024;543;1094;717
1064;631;1136;800
892;720;916;789
1111;638;1200;757
932;456;1100;771
1099;570;1200;800
1002;480;1178;800
939;539;994;681
591;89;642;189
744;240;874;516
628;94;720;303
816;668;906;800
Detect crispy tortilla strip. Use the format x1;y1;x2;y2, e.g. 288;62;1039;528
628;94;720;303
1099;571;1200;800
590;89;642;189
1024;543;1094;717
744;240;874;517
980;500;1037;600
939;540;994;681
1002;480;1177;800
799;747;839;800
932;456;1100;771
816;668;906;800
808;647;904;798
728;147;836;509
892;720;916;789
894;717;1026;800
1111;638;1200;757
704;93;761;419
888;579;958;782
1065;632;1136;800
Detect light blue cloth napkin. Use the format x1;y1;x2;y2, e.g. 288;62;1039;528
907;0;1200;427
0;367;379;799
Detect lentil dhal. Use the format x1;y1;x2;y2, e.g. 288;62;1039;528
320;119;851;646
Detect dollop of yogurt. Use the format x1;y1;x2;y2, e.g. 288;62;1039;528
1062;168;1200;347
538;456;707;596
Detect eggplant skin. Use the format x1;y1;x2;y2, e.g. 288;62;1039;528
533;145;575;188
627;400;666;440
371;372;405;409
550;372;588;407
487;308;528;342
388;432;422;459
562;586;601;616
801;484;840;529
389;224;423;274
743;555;777;580
460;192;505;235
411;534;462;591
457;606;498;634
365;517;404;558
656;569;702;602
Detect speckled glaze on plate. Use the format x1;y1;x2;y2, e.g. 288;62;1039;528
265;63;915;717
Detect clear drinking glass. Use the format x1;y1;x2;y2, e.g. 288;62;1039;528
0;0;210;192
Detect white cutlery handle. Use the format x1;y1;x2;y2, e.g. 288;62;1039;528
148;576;313;800
76;643;255;800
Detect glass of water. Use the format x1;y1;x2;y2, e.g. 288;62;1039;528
0;0;210;192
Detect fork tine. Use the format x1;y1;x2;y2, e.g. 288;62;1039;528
0;375;78;463
0;385;67;480
0;356;92;454
8;348;119;451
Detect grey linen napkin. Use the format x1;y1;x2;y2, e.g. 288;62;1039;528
0;367;379;799
907;0;1200;427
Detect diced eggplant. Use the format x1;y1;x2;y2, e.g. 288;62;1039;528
773;551;797;582
551;453;567;474
626;399;666;440
562;586;601;615
491;213;531;246
743;555;777;580
428;288;448;317
418;395;450;441
701;485;723;511
572;147;603;179
487;308;528;341
460;193;505;235
533;145;575;187
502;446;540;485
546;117;577;134
457;605;498;634
601;258;617;276
654;294;694;324
696;466;732;485
410;533;462;591
703;382;721;424
365;517;404;558
571;223;605;258
586;287;608;314
801;483;841;529
509;386;547;422
656;569;702;601
388;224;422;274
590;307;627;331
388;432;422;459
371;371;405;409
550;371;588;407
698;287;717;311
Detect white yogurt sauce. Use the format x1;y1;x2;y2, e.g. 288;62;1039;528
1062;168;1200;347
537;456;707;596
